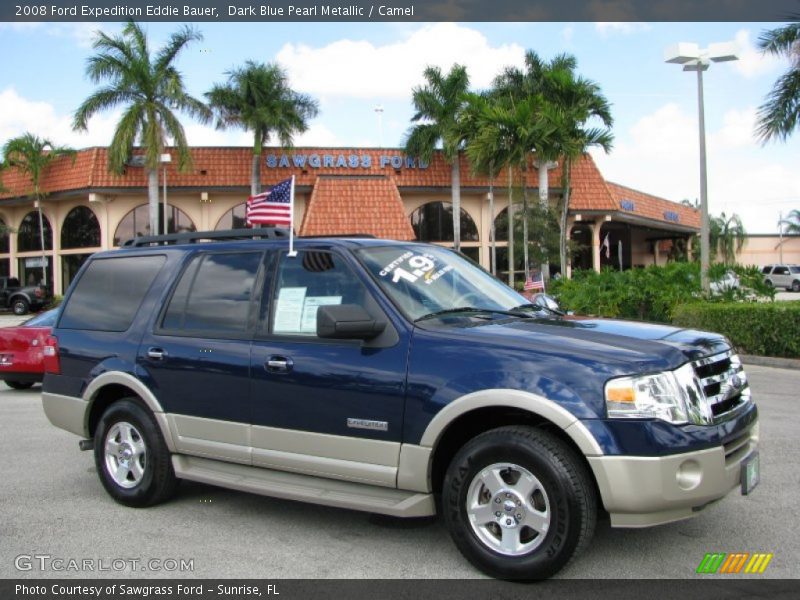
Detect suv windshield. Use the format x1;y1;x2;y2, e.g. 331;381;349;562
357;245;529;322
790;266;800;274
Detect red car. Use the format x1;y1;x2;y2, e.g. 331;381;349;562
0;309;58;389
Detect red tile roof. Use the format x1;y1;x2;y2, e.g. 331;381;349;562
0;146;693;229
606;182;700;229
299;176;415;240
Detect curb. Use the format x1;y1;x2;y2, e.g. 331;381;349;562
741;354;800;370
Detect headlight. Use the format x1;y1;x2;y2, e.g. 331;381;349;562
605;371;689;424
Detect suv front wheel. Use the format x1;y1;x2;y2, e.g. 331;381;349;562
94;398;178;507
442;426;596;579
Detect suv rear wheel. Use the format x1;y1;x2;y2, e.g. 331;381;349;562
11;298;29;315
442;426;596;579
94;398;178;507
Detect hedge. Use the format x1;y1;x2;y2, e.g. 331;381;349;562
672;301;800;358
549;262;773;324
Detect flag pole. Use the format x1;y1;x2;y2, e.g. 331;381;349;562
288;175;297;257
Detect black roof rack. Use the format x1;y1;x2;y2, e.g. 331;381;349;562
122;227;290;247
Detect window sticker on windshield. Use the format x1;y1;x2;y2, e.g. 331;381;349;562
378;252;454;286
273;287;307;333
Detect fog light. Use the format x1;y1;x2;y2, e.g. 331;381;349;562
676;459;702;491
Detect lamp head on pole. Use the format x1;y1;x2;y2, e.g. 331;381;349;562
665;41;739;71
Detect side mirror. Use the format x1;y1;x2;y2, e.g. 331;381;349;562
317;304;387;340
531;293;563;314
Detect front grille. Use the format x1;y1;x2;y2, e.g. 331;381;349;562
691;350;750;423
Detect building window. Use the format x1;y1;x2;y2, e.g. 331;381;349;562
0;218;10;253
62;253;93;291
61;206;101;249
493;208;511;242
17;211;53;252
215;203;247;230
18;256;52;288
410;201;479;242
113;203;196;246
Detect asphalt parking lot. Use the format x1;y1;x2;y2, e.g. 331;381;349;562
0;364;797;580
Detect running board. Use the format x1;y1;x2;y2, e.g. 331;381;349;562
172;455;436;518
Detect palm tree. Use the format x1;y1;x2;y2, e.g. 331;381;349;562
74;21;211;237
494;52;577;279
405;65;470;252
756;19;800;143
545;66;613;276
711;212;746;265
462;92;501;273
2;133;76;287
780;209;800;234
206;61;319;197
0;160;7;194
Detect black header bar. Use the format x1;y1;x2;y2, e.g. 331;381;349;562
3;0;799;22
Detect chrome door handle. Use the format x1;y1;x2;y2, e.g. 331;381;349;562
147;348;167;360
265;356;292;373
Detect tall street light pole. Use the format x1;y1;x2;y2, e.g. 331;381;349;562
665;42;738;293
160;153;172;236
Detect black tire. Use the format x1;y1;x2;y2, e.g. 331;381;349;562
5;380;34;390
11;298;29;315
765;279;774;288
442;426;596;580
791;280;800;293
93;398;178;507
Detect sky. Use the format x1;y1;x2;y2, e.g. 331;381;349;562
0;20;798;233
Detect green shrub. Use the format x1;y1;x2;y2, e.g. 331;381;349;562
549;263;774;323
672;302;800;358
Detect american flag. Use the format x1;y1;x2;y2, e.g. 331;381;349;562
246;178;293;226
524;272;545;291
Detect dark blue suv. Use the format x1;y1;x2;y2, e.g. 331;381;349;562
42;229;759;579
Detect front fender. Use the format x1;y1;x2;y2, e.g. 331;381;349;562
418;388;603;456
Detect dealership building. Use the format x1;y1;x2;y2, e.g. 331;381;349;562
0;146;704;295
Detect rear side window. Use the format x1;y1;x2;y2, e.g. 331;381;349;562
59;256;165;332
161;252;262;335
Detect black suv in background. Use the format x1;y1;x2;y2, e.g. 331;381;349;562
41;229;759;579
0;276;51;315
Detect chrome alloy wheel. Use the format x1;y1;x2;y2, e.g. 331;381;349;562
104;421;147;489
466;462;551;557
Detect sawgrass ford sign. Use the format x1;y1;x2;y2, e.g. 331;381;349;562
266;152;429;170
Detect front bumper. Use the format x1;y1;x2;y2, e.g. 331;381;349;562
588;421;758;527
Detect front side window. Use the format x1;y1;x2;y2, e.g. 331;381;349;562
356;245;526;322
271;251;367;336
60;255;165;331
774;266;789;275
162;252;262;335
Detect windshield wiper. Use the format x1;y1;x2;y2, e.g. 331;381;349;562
510;302;564;316
414;307;534;323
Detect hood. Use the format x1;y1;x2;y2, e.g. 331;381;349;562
421;314;729;372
